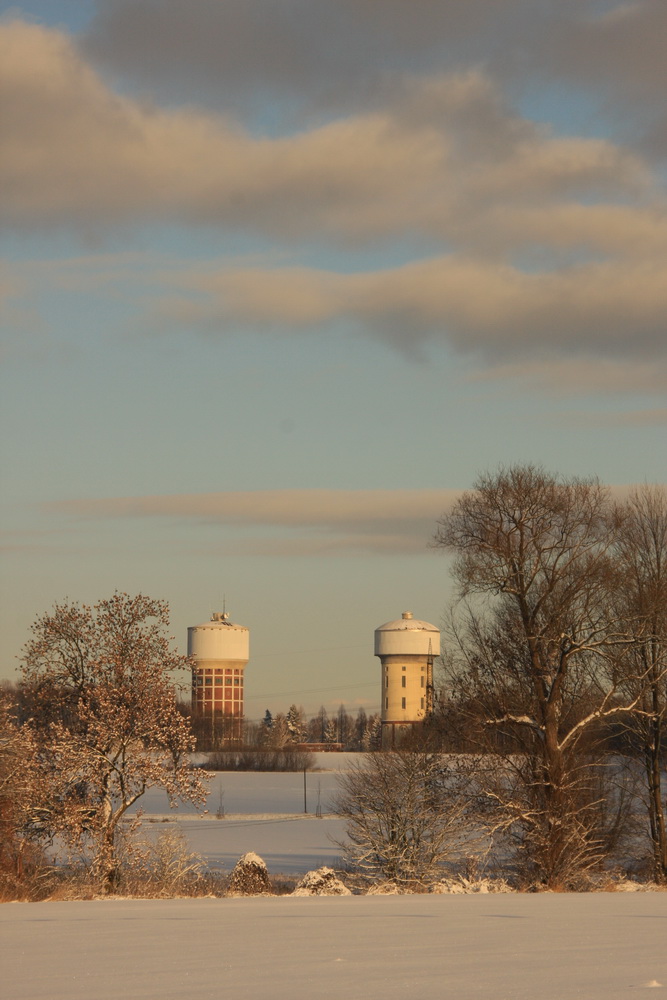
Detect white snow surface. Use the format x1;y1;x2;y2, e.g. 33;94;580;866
3;894;666;1000
6;756;667;998
129;755;352;874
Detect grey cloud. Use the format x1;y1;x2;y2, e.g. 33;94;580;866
514;1;667;156
557;407;667;429
83;0;532;120
212;534;430;558
83;1;666;155
471;359;667;396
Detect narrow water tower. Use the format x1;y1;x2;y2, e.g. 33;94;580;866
375;611;440;747
189;611;249;741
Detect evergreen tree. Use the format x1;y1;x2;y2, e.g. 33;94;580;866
324;718;338;744
285;704;306;743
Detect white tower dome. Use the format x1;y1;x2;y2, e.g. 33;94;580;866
375;611;440;746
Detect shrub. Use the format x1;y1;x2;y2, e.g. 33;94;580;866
206;748;314;772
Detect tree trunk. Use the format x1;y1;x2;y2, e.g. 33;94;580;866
646;713;667;882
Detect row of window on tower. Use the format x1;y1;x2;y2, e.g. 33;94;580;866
384;666;426;688
384;697;427;711
192;666;243;716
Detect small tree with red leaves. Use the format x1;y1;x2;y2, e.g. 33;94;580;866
20;593;207;891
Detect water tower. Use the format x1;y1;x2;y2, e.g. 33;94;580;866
374;611;440;747
189;611;249;741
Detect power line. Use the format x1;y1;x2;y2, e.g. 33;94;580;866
254;680;376;700
251;643;367;660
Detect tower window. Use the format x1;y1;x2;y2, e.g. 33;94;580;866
385;698;388;710
401;676;406;688
421;698;425;710
420;676;424;687
401;697;406;709
402;666;406;671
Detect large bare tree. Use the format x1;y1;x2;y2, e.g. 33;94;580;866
434;465;638;887
614;485;667;880
20;593;207;890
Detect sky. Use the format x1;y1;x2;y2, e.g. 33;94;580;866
1;1;665;721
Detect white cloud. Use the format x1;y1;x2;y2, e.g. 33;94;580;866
3;18;666;373
170;254;667;362
43;488;462;556
2;20;661;245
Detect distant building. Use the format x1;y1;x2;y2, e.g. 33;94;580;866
374;611;440;747
188;611;249;740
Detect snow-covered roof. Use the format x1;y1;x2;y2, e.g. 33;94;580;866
375;611;439;633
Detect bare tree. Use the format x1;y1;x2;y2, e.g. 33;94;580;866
614;485;667;880
334;751;470;886
308;705;329;743
20;593;208;891
336;704;355;748
434;465;639;887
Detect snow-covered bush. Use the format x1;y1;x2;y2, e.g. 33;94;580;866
430;875;513;894
365;881;403;895
228;852;272;895
292;867;351;896
334;751;472;886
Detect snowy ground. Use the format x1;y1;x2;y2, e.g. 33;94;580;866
130;754;354;875
5;755;667;999
3;893;666;1000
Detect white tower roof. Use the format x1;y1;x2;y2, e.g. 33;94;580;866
374;611;440;657
375;611;439;633
188;612;249;661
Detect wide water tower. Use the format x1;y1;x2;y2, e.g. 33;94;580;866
375;611;440;747
189;611;249;741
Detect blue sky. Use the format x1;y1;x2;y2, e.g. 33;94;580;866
1;1;665;720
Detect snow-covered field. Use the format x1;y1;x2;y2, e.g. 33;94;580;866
4;893;666;1000
131;753;353;874
5;755;665;1000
